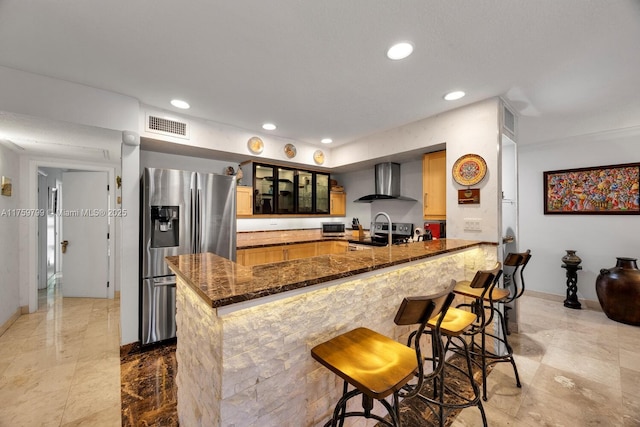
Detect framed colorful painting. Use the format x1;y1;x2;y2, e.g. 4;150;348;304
543;163;640;214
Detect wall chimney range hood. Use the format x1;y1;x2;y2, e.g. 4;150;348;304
354;162;417;203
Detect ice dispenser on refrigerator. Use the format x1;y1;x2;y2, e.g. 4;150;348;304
150;206;179;247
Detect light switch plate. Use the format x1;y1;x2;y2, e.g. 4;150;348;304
463;217;481;231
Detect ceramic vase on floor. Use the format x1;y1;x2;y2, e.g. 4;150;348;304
595;257;640;326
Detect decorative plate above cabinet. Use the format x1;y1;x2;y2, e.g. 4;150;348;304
313;150;325;165
284;143;296;158
247;136;264;154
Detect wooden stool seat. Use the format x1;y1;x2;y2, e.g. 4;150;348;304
455;280;510;301
427;307;476;336
311;327;417;400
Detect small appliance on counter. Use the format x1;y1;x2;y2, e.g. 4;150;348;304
413;227;432;241
424;222;446;239
321;222;346;237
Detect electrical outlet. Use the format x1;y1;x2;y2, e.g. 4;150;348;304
464;218;481;231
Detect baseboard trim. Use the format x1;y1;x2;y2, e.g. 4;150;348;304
0;308;22;337
525;290;602;312
20;305;29;314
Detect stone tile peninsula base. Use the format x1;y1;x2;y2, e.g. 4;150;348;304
174;243;496;426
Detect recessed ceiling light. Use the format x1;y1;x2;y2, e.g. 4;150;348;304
170;99;190;109
262;123;276;131
444;91;465;101
387;42;413;60
321;138;333;144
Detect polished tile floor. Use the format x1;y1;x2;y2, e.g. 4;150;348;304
452;295;640;427
1;284;639;426
0;281;121;426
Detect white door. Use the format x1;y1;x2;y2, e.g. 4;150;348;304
61;171;109;298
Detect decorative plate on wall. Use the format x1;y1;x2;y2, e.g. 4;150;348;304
452;154;487;186
284;143;297;158
313;150;325;165
247;136;264;154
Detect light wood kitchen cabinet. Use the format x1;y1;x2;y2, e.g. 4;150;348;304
237;240;348;266
236;186;253;216
284;243;317;260
330;192;346;216
238;246;285;266
423;151;446;220
317;240;348;255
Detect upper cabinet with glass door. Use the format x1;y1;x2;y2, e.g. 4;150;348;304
247;162;332;215
298;170;313;213
276;167;295;214
315;173;330;214
254;164;275;214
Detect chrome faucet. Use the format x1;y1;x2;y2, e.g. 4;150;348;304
373;211;392;246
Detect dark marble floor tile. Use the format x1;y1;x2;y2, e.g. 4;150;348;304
120;340;496;427
121;340;178;427
376;354;493;427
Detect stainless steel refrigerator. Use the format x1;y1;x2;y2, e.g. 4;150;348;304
140;167;236;345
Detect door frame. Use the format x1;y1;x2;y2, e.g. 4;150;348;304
24;157;117;313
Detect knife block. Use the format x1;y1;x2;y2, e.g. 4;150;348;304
352;225;364;240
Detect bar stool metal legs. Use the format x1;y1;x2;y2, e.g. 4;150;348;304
453;261;526;400
328;381;401;427
415;301;488;426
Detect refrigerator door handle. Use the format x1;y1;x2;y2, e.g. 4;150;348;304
154;282;177;287
196;188;201;252
152;277;177;286
190;186;196;254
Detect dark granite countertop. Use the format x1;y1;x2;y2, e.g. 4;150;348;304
166;239;489;309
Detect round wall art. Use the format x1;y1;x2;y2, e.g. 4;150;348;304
247;136;264;154
452;154;487;186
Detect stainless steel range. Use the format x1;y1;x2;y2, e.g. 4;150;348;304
371;221;414;245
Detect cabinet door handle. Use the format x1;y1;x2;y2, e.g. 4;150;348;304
424;193;428;208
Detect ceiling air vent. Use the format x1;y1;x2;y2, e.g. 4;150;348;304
502;105;516;137
146;114;190;139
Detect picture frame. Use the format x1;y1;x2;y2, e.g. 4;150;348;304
543;162;640;214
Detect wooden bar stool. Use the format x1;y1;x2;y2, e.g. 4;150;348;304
502;249;532;334
414;288;489;426
453;262;522;401
311;283;456;427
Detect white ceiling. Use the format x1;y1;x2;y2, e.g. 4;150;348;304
0;111;121;163
1;0;639;158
